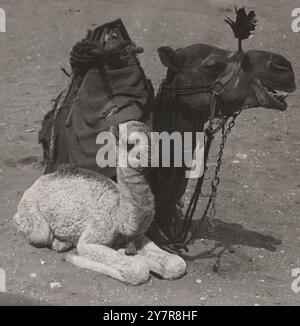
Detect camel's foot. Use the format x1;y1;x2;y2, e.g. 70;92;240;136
122;256;150;285
66;233;151;285
64;253;149;286
137;236;186;280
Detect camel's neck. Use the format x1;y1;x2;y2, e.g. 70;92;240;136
149;92;205;209
116;166;155;238
152;92;205;134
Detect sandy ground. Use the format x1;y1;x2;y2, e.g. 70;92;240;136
0;0;299;306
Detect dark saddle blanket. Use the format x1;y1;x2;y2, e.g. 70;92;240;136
39;19;154;176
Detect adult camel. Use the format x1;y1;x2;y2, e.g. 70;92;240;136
39;24;296;247
147;44;296;244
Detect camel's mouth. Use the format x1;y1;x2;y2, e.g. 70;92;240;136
253;79;293;111
265;86;289;108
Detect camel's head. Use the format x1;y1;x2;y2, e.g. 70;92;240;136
110;121;152;171
158;44;296;118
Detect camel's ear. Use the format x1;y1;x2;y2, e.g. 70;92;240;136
157;46;182;72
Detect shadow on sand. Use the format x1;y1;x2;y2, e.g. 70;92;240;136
178;218;282;264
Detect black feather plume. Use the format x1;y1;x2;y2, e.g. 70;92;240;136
225;6;257;51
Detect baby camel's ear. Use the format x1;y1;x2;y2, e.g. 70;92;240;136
157;46;182;72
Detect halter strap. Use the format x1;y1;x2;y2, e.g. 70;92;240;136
155;52;245;247
159;52;245;124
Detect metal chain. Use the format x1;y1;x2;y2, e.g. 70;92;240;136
203;110;241;227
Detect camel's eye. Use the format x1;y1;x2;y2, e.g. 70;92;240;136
201;54;227;74
208;61;225;71
201;60;226;76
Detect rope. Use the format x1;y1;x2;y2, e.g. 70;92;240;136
70;40;100;75
70;37;138;76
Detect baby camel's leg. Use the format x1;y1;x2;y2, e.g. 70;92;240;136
136;236;186;280
13;210;53;248
64;231;150;285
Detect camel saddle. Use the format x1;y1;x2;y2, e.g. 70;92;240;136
39;19;154;177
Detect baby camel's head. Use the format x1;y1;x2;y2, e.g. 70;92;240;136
110;121;153;171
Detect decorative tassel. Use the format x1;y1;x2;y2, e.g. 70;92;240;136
225;6;257;52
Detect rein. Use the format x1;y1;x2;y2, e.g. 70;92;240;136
159;55;244;250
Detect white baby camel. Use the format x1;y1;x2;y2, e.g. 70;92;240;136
13;121;186;285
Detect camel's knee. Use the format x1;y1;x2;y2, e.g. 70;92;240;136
161;254;186;280
77;242;150;285
14;212;53;247
124;258;150;285
29;226;53;248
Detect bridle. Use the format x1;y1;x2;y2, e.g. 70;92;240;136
160;52;245;129
157;52;245;250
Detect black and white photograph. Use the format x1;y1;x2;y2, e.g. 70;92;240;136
0;0;299;313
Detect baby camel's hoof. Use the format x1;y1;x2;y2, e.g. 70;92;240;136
161;255;187;280
123;258;150;285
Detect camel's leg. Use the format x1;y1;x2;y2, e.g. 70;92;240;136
64;231;150;285
148;168;190;243
51;239;74;252
13;210;53;248
14;209;72;252
136;236;186;280
64;254;128;283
